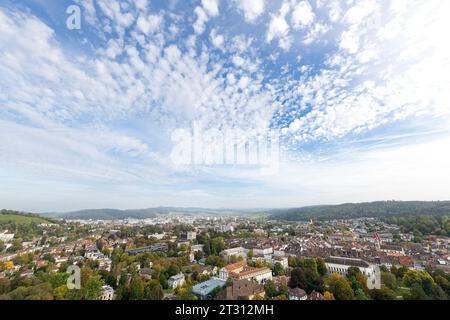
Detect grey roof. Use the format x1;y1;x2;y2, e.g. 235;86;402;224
192;278;226;296
325;256;370;268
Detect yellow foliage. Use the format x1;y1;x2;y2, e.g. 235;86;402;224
5;261;14;270
324;291;335;300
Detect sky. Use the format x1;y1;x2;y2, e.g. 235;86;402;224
1;0;450;212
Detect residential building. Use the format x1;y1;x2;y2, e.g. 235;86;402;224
168;273;185;289
192;278;226;300
288;288;307;300
216;279;265;300
101;285;114;300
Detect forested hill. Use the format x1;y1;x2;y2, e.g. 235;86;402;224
268;201;450;221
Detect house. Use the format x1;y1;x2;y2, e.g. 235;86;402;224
185;231;197;241
235;267;272;284
191;244;204;252
192;278;226;300
125;243;168;255
307;291;325;300
219;260;247;280
288;288;307;300
253;246;273;256
220;260;272;284
325;256;380;289
0;232;14;242
168;273;185;289
221;247;247;261
101;285;115;300
216;279;265;300
139;268;155;280
199;265;218;276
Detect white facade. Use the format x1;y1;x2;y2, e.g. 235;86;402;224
253;247;273;256
325;257;380;289
101;285;114;300
0;232;14;242
168;273;186;289
186;231;196;240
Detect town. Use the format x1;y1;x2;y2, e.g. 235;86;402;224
0;209;449;300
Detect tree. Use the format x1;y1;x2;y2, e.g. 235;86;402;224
265;280;278;298
326;273;354;300
369;286;396;300
83;275;104;300
272;262;284;276
210;237;224;256
53;285;68;300
316;258;327;276
0;240;5;253
289;268;324;293
435;275;450;295
323;291;335;300
145;280;164;300
167;264;180;277
381;272;397;290
129;275;145;300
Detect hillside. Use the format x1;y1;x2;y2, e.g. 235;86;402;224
0;209;52;225
268;201;450;221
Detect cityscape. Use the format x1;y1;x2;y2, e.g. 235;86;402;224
1;202;449;300
1;0;450;308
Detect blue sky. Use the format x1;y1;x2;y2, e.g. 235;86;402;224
1;0;450;212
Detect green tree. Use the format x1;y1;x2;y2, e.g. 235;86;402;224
145;280;164;300
129;275;145;300
272;262;284;276
316;258;327;276
83;275;104;300
381;272;397;290
265;280;278;298
326;273;354;300
289;267;324;293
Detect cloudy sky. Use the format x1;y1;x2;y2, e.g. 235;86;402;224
1;0;450;212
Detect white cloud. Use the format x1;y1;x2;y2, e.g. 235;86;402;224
267;14;290;49
210;28;224;48
235;0;265;23
136;14;163;34
193;0;220;34
292;1;315;29
201;0;220;17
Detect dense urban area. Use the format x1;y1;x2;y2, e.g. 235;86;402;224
0;204;449;301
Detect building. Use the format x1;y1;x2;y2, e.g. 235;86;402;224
0;232;14;242
220;260;272;284
191;244;204;252
325;256;380;289
253;246;273;256
235;267;272;284
219;260;246;280
186;231;197;241
192;278;226;300
288;288;307;300
125;243;168;255
216;279;265;300
168;273;185;289
221;247;247;261
101;285;114;300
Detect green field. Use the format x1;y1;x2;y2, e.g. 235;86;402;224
0;214;49;225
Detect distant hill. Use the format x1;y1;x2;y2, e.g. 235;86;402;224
42;207;261;220
268;201;450;221
0;209;54;225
